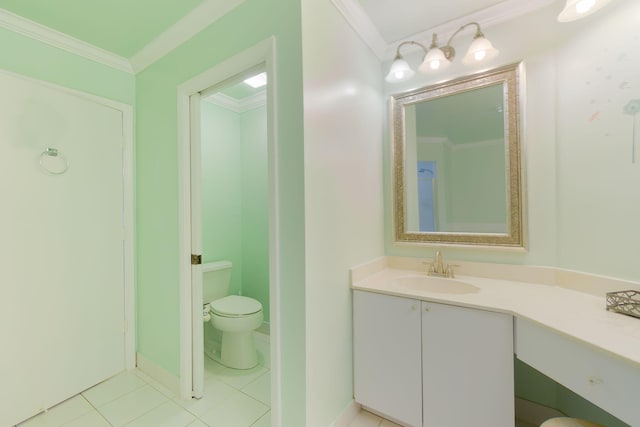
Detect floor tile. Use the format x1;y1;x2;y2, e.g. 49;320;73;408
124;400;195;427
206;362;269;389
60;411;111;427
198;389;269;427
19;395;94;427
186;420;210;427
98;385;167;426
349;410;382;427
380;419;402;427
241;372;270;405
132;369;176;398
82;371;146;407
251;411;271;427
173;378;236;417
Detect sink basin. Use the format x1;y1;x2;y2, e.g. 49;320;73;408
393;275;479;294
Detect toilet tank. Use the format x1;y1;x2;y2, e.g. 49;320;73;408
202;260;232;304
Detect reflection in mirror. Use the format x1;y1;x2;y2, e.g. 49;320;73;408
392;63;523;247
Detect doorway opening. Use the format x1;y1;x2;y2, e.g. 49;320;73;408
177;39;280;426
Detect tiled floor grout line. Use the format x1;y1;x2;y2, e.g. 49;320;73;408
79;394;115;426
19;353;270;427
120;396;170;427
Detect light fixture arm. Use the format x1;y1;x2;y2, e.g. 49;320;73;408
392;40;429;60
440;22;484;62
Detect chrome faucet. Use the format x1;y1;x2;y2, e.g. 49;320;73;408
427;250;456;278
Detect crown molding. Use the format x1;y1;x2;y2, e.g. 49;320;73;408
130;0;246;73
330;0;388;59
0;8;133;73
0;0;246;75
333;0;555;61
205;91;266;113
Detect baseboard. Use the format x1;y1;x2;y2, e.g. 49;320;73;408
256;321;270;336
136;352;181;397
331;400;362;427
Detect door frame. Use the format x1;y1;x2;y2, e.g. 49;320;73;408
0;69;136;370
177;37;281;424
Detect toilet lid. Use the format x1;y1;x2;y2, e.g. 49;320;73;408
210;295;262;317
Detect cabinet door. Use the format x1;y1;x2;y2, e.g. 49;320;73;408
353;291;422;427
421;302;514;427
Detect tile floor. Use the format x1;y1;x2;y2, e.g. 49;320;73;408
18;336;271;427
347;410;402;427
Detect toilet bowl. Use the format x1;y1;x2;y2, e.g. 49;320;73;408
209;295;263;369
201;260;264;370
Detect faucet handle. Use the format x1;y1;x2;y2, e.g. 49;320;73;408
444;264;459;278
423;260;436;275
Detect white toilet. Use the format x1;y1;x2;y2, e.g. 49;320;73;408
202;260;263;370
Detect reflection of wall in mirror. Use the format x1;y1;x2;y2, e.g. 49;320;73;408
417;137;506;233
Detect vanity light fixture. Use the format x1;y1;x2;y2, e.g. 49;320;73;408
385;22;499;83
557;0;614;22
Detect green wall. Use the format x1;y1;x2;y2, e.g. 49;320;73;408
0;28;133;105
201;100;270;320
240;106;270;320
134;1;305;425
417;139;506;231
448;141;506;230
200;100;243;295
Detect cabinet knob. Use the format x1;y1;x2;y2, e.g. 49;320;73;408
424;305;430;312
410;304;417;311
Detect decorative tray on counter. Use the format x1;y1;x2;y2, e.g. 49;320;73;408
606;290;640;319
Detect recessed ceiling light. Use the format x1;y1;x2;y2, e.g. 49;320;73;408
243;72;267;88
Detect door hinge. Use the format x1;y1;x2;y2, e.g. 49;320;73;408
191;254;202;265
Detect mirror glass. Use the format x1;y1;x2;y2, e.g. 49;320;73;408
392;63;523;247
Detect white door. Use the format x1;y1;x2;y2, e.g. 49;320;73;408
0;72;127;426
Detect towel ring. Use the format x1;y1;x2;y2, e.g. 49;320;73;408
39;147;69;175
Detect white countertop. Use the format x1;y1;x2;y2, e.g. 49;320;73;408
351;262;640;368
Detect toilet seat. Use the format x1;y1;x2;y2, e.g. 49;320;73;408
210;295;262;317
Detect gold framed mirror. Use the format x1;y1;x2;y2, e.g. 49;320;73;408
392;63;524;247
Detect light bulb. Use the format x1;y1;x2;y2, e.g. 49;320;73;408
385;58;415;83
558;0;614;22
462;36;499;65
576;0;596;14
419;47;451;73
474;50;486;61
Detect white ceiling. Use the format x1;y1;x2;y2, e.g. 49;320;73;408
335;0;557;59
357;0;507;44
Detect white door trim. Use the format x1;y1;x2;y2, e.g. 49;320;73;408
176;37;281;425
0;68;136;370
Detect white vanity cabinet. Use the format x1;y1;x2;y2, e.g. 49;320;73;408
353;290;514;427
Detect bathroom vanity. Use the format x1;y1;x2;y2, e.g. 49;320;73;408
351;257;640;427
354;290;513;426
